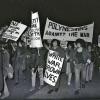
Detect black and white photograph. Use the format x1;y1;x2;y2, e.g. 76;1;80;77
0;0;100;99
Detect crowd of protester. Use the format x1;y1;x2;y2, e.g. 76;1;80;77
0;26;100;99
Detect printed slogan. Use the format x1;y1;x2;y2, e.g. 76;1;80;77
44;50;64;86
2;21;27;41
43;18;94;42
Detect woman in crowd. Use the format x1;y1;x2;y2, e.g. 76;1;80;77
47;39;65;94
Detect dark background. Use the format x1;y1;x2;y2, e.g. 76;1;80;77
0;0;100;43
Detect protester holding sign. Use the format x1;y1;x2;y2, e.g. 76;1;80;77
32;47;48;89
46;39;65;94
28;12;45;91
73;39;90;95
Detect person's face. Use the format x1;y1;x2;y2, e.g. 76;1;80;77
76;43;81;48
53;41;58;47
60;41;67;48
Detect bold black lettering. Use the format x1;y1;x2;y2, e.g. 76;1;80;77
52;76;57;83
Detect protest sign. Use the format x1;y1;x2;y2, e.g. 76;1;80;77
44;50;64;86
30;12;43;48
43;18;94;42
21;27;32;45
98;35;100;47
2;21;27;41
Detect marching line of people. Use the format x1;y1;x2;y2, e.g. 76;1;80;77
0;37;100;99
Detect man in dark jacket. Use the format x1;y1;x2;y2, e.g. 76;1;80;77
28;48;37;92
30;47;47;91
73;39;90;95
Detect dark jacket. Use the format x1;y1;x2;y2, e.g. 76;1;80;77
35;47;48;68
13;46;28;71
73;48;90;64
26;48;37;69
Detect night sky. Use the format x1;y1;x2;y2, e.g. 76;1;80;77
0;0;100;43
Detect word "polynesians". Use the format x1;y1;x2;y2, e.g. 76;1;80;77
48;21;88;32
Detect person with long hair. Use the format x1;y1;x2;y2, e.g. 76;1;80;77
47;39;65;94
73;39;90;95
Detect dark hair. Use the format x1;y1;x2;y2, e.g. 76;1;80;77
51;39;60;47
87;42;92;47
67;41;74;48
75;39;86;48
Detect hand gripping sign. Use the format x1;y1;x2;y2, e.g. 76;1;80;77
2;21;27;41
30;12;43;48
44;50;64;86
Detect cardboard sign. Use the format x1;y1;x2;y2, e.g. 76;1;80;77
21;27;32;45
2;21;27;41
30;12;43;48
43;18;94;42
44;50;64;86
98;35;100;47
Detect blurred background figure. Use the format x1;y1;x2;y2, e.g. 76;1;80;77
85;43;94;83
